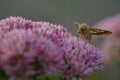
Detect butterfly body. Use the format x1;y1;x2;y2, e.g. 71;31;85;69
75;23;112;42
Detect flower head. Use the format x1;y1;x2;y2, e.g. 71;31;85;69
93;14;120;61
0;29;65;79
0;16;103;80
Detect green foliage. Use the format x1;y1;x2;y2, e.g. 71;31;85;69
35;74;61;80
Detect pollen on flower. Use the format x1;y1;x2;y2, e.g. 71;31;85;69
0;16;103;80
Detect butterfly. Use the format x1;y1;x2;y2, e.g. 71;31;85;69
75;23;112;42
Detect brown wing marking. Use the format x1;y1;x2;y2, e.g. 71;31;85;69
89;28;112;35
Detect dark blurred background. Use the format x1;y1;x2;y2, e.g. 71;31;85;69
0;0;120;34
0;0;120;80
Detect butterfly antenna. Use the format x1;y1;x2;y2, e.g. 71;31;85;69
74;22;80;27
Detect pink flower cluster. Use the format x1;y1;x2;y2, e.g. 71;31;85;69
0;17;103;80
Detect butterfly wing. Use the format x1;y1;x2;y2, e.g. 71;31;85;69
89;28;112;35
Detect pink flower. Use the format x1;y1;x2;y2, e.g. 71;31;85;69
0;16;103;80
93;14;120;61
0;29;65;79
60;35;103;79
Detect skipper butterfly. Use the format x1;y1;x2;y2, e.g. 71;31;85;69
75;23;112;42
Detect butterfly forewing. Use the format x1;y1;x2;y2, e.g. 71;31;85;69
89;28;112;35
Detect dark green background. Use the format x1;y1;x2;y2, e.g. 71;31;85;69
0;0;120;34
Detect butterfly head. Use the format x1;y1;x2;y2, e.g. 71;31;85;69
75;23;89;33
